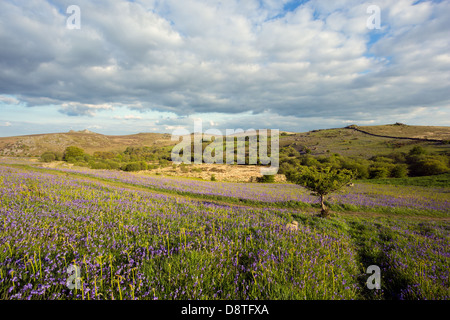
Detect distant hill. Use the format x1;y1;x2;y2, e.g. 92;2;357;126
0;124;449;158
0;130;176;157
279;124;450;159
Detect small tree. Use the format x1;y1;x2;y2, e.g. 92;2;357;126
287;166;354;217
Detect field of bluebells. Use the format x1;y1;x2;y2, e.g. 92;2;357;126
41;166;450;216
0;163;449;300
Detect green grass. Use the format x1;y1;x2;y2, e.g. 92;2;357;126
0;164;448;300
3;163;448;219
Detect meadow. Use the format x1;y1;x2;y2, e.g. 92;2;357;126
0;163;449;300
39;166;450;217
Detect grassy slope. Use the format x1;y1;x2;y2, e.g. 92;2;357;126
358;124;450;140
280;126;450;158
1;124;449;159
0;132;177;157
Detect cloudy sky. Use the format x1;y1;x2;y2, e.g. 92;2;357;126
0;0;449;136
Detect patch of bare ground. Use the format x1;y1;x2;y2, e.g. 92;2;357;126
39;161;74;169
140;163;287;183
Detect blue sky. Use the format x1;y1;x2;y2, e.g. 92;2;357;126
1;0;449;137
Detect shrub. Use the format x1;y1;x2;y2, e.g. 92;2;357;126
413;159;449;176
90;162;110;170
65;157;77;164
390;164;408;178
210;174;216;181
139;161;148;170
122;162;142;172
409;146;427;156
159;159;169;167
64;146;85;161
257;175;275;183
40;152;56;163
369;166;391;179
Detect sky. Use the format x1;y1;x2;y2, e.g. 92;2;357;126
0;0;449;137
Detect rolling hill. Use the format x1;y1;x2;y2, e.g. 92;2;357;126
0;124;449;159
0;130;176;157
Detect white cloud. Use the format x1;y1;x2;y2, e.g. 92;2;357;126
114;114;143;120
0;95;20;105
0;0;449;134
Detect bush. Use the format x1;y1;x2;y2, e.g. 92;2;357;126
159;159;170;167
105;160;120;170
64;146;85;161
343;162;369;180
257;175;275;183
369;166;391;179
139;161;148;171
390;164;408;178
409;146;427;156
122;162;142;172
40;152;56;163
412;159;449;176
90;162;110;170
65;157;77;164
121;161;148;172
210;174;216;181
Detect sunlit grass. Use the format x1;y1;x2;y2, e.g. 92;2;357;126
0;165;448;300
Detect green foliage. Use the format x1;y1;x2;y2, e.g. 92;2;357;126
369;165;392;179
122;161;148;172
40;151;56;163
286;166;354;216
411;158;449;176
210;174;216;181
279;144;449;181
390;164;409;178
89;162;110;170
288;166;354;196
257;174;275;183
409;146;427;156
64;146;85;161
159;159;170;168
407;154;449;176
93;151;116;160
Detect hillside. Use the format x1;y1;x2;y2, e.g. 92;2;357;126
280;124;450;158
0;124;449;159
0;130;176;157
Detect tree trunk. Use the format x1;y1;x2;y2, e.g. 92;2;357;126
320;194;329;217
